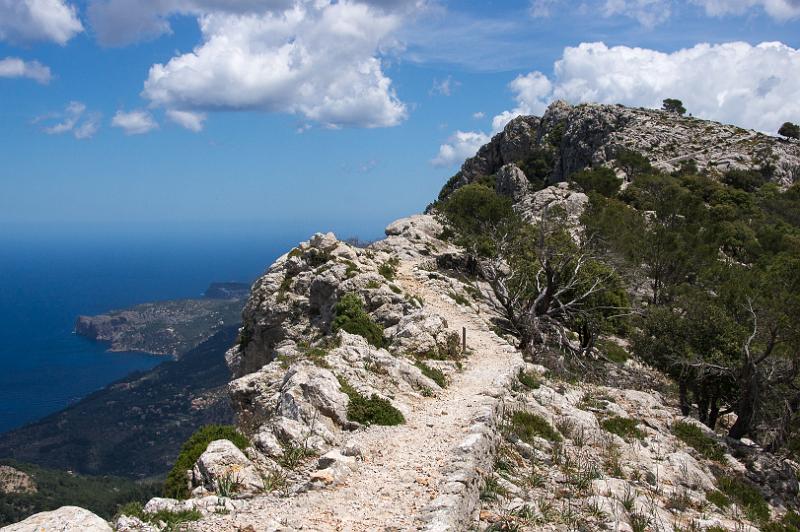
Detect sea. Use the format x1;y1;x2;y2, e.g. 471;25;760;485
0;227;341;434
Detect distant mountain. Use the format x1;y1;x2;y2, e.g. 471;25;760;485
0;327;237;479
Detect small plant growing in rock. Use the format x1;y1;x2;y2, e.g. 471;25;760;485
378;257;399;280
414;360;447;388
278;444;315;470
601;416;645;441
672;420;726;462
510;411;562;443
517;370;541;390
331;293;386;348
164;425;249;499
337;376;405;426
480;474;507;501
705;489;731;509
716;474;770;524
117;501;202;531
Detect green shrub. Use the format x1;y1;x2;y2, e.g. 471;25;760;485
117;501;201;532
601;416;645;441
706;490;731;509
599;340;629;364
518;370;541;390
510;411;562;443
672;420;726;462
717;475;770;524
338;377;404;426
378;258;399;281
570;167;621;197
164;425;249;499
331;293;385;348
415;360;447;388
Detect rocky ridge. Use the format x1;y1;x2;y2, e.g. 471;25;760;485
6;104;800;532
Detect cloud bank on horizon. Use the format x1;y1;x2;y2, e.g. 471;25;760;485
434;40;800;167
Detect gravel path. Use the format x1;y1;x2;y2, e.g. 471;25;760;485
190;261;518;532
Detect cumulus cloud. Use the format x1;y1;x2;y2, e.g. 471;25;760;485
0;0;83;44
37;101;101;139
691;0;800;20
112;110;159;135
431;130;490;167
166;109;206;132
492;41;800;134
0;57;52;84
141;1;410;129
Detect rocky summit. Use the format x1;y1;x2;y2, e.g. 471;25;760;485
5;103;800;532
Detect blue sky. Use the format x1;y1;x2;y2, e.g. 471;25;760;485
1;0;799;238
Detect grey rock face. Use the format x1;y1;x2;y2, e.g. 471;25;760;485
494;164;530;203
1;506;111;532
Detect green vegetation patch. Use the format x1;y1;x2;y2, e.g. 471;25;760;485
517;370;541;390
331;293;386;348
117;501;201;532
164;425;249;499
717;474;771;524
598;340;629;364
415;360;447;389
510;411;562;443
338;377;405;426
706;490;731;509
672;420;726;462
378;258;399;281
601;416;645;441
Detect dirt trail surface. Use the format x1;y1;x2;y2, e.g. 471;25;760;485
191;261;519;532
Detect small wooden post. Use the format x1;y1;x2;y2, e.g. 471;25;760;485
462;326;467;353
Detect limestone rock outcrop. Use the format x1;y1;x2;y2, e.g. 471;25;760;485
191;439;264;495
1;506;111;532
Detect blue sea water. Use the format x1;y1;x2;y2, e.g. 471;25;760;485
0;230;309;434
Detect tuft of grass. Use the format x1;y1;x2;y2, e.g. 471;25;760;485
415;360;447;388
510;411;562;443
389;284;402;294
342;260;359;279
447;291;471;307
706;490;731;509
338;376;405;426
164;425;249;500
517;370;541;390
601;416;645;441
378;258;399;281
480;475;508;501
117;501;201;532
716;474;770;524
366;279;381;289
672;420;726;462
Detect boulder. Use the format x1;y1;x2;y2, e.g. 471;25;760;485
1;506;111;532
191;439;264;495
495;163;531;203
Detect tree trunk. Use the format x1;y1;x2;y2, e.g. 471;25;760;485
729;363;759;440
679;381;691;416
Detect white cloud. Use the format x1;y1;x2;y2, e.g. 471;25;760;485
141;2;410;129
37;101;100;139
472;111;485;119
431;130;490;167
88;0;423;46
430;76;458;96
691;0;800;20
492;41;800;134
0;57;52;84
0;0;83;44
166;109;206;132
112;110;159;135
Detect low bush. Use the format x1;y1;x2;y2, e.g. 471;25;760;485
601;416;645;441
378;258;399;281
672;420;726;462
117;501;201;532
509;411;562;443
517;370;541;390
331;293;385;348
164;425;249;499
717;474;770;524
598;340;629;364
338;377;404;426
570;167;621;197
415;360;447;388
